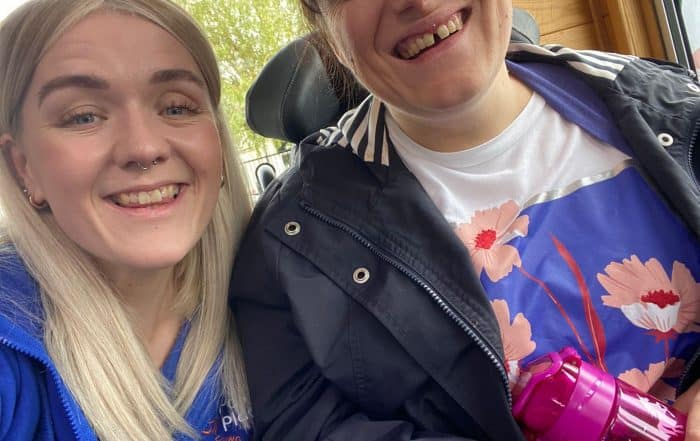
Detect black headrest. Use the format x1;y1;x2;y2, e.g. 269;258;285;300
246;8;540;144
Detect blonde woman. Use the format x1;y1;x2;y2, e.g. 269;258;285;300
0;0;251;439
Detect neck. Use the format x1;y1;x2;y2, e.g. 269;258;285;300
106;265;185;367
388;64;532;153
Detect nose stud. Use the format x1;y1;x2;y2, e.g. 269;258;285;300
136;159;159;171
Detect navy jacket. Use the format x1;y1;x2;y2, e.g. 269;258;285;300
230;44;700;441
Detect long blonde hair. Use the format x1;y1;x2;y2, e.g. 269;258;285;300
0;1;252;439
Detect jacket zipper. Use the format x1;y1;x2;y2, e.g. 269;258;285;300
689;119;699;190
677;344;700;397
679;120;700;393
0;337;85;440
301;203;512;407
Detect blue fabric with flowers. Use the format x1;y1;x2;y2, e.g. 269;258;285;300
390;60;700;401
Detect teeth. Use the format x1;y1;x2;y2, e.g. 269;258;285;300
397;12;464;60
447;20;457;33
113;184;180;207
409;41;419;57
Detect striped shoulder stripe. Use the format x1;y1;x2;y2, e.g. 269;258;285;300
508;43;636;81
313;95;391;166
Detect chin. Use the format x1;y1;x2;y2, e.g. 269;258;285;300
118;249;192;272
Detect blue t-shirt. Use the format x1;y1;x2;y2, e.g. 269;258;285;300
161;323;251;441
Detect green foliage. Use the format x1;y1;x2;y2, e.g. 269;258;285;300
174;0;306;158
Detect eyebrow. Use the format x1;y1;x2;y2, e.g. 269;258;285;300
38;75;109;105
37;69;206;106
150;69;205;88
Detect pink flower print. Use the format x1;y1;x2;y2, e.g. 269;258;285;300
598;257;700;335
455;200;529;282
598;257;700;360
492;299;536;386
619;361;676;401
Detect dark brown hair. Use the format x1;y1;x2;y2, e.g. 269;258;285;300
298;0;365;104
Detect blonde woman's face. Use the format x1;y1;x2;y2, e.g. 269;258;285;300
9;12;223;280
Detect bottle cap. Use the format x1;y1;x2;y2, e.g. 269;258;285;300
514;348;617;441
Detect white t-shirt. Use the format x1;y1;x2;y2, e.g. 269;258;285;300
387;92;630;226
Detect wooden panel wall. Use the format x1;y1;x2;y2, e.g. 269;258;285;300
514;0;602;49
513;0;666;59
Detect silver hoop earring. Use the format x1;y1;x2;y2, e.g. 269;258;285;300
23;188;48;210
220;174;225;188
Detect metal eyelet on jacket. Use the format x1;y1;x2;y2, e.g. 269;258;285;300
284;221;301;236
688;83;700;93
657;133;674;147
353;267;370;284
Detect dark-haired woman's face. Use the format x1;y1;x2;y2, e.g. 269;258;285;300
322;0;513;115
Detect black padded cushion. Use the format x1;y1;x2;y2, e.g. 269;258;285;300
246;8;540;144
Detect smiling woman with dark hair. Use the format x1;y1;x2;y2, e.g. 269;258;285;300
0;1;252;440
230;0;700;440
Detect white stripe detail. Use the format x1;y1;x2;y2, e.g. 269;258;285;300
350;115;370;156
364;99;383;162
578;49;636;63
554;47;627;72
507;43;633;81
381;131;390;166
568;61;619;81
340;107;364;141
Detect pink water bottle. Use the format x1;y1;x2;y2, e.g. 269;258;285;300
512;347;687;441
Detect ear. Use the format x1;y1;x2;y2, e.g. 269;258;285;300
1;133;43;199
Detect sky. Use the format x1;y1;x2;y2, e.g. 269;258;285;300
0;0;27;20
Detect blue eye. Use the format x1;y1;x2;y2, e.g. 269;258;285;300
165;106;187;116
61;112;98;127
74;114;96;124
164;103;200;117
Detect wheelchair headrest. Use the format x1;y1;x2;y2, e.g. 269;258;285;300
246;8;540;144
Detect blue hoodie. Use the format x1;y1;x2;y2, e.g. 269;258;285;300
0;251;251;440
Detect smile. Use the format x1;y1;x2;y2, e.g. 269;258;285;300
395;9;470;60
111;184;181;207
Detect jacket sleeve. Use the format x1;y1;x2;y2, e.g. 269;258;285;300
0;344;42;440
230;191;481;441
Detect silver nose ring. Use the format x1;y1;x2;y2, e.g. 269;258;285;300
136;159;159;171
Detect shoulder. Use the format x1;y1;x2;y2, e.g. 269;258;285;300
0;248;42;332
0;343;46;439
0;247;33;291
251;136;359;219
507;43;699;103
